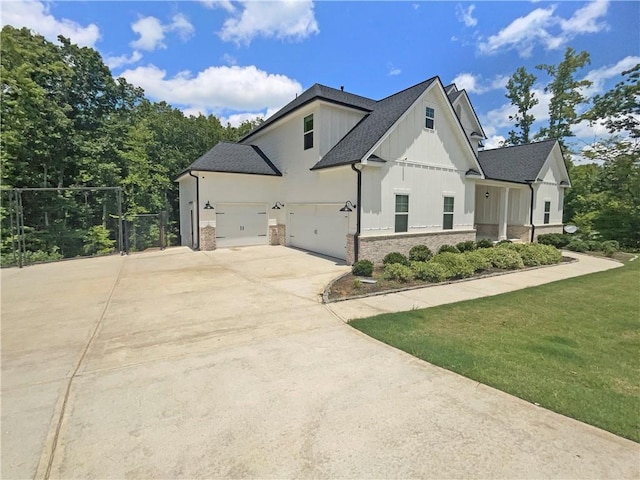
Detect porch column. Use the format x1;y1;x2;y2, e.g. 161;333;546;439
498;187;509;240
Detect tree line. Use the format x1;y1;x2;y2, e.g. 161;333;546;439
1;26;261;264
503;47;639;248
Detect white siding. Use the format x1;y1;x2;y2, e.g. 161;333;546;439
361;85;477;236
178;175;197;247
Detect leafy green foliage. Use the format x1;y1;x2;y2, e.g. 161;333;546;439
566;239;589;252
431;252;474;279
83;225;115;255
408;244;432;262
437;244;460;254
383;263;414;282
515;243;562;266
504;66;538;145
411;261;447;282
537;233;571;248
463;250;492;272
383;252;409;266
485;248;525;270
455;240;477;252
352;259;374;277
475;238;494;249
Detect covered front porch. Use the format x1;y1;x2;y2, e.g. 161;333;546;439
474;182;532;243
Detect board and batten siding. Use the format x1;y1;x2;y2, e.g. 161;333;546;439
474;186;529;225
178;176;197;247
360;86;477;236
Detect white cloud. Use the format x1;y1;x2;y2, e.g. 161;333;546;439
456;4;477;27
219;0;319;45
478;1;609;57
222;53;238;65
130;14;194;51
483;135;506;149
581;55;640;97
105;51;143;70
199;0;236;13
130;16;166;51
388;68;402;76
1;0;100;47
119;64;302;115
451;72;508;94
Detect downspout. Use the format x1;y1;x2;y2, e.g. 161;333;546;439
527;181;535;243
188;171;200;250
351;163;362;263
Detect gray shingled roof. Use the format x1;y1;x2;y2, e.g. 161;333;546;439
241;84;376;143
311;77;437;170
447;89;465;104
477;139;557;183
185;142;281;176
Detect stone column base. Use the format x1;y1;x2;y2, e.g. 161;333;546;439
200;225;216;251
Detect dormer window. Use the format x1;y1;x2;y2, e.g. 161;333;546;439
304;114;314;150
425;107;435;130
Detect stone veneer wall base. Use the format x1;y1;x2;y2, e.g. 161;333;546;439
358;230;476;264
200;225;216;251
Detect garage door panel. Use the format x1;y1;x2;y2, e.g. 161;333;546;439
216;204;268;248
289;205;348;260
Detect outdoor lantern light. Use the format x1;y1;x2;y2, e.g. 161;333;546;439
272;202;285;210
339;200;356;212
485;191;490;199
204;201;214;209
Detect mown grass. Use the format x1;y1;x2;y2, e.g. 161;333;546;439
350;257;640;442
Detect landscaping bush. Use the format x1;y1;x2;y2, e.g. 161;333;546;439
476;238;494;249
382;252;409;266
567;238;589;252
463;250;492;272
485;248;525;270
438;244;460;254
352;259;374;277
496;239;513;246
586;240;602;252
456;240;477;252
383;263;414;282
537;233;570;248
602;240;619;257
431;252;474;279
409;244;433;262
411;261;448;283
496;241;518;251
515;243;561;267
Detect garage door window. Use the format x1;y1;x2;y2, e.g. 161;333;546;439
304;114;314;150
395;194;409;232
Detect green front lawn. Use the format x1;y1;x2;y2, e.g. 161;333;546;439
350;257;640;442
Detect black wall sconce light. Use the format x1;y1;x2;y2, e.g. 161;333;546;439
204;201;214;209
485;191;490;199
272;201;285;210
339;200;357;212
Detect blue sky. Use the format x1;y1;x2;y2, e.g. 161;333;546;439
2;0;639;154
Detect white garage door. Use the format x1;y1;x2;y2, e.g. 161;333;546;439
289;204;349;260
215;203;268;248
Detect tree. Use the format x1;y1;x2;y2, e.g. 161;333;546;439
504;67;538;145
584;63;640;139
536;47;592;150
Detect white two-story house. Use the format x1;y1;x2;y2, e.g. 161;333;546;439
176;77;570;264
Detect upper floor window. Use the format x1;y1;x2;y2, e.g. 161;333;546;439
304;114;314;150
443;196;454;230
544;201;551;224
425;107;435;130
395;194;409;232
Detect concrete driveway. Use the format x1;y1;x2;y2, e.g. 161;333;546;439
2;246;638;479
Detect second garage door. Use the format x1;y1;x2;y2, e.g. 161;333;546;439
289;204;349;260
215;203;268;248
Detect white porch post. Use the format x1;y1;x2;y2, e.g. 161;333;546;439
498;187;509;240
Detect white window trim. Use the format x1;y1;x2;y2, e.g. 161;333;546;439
443;195;455;230
395;193;410;233
543;200;551;225
303;114;313;150
425;106;435;130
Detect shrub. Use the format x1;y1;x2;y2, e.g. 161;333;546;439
352;259;374;277
476;238;494;249
412;261;448;283
431;252;474;279
83;225;115;256
383;263;414;282
496;241;518;251
463;250;492;272
514;243;561;266
382;252;409;266
409;244;433;262
456;240;477;252
438;244;460;254
567;239;588;252
586;240;602;252
496;239;513;246
485;248;525;270
537;233;570;248
602;240;619;257
24;247;64;264
352;278;362;289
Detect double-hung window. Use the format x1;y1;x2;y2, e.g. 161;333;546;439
303;114;313;150
544;201;551;224
443;196;454;230
395;195;409;232
425;107;435;130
